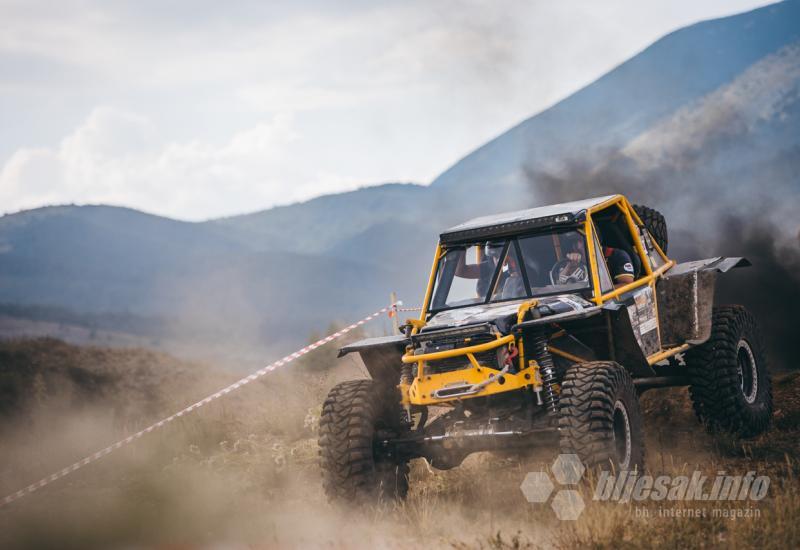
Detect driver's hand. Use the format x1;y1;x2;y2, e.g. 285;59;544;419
559;264;587;284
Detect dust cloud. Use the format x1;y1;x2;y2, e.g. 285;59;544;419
0;338;555;549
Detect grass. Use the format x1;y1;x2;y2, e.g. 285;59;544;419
0;338;798;548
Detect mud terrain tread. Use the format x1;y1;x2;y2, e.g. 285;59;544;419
633;204;668;254
686;306;772;437
559;361;645;470
318;379;409;502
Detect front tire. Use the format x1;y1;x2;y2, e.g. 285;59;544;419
318;379;409;503
686;306;772;437
558;361;645;472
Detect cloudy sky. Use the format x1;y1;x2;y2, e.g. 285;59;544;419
0;0;774;221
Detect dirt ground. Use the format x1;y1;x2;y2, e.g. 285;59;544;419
0;338;797;549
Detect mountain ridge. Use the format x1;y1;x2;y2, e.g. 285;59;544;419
1;1;797;362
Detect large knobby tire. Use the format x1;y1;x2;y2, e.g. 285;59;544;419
559;362;645;472
318;379;410;503
685;306;773;438
633;204;668;254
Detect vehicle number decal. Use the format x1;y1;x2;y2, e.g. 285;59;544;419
628;286;660;356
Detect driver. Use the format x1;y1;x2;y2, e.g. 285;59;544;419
556;235;635;289
556;237;588;284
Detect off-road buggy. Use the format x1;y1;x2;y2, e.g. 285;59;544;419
319;195;773;501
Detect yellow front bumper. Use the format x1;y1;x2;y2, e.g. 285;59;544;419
401;335;538;405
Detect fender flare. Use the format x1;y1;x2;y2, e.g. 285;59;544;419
656;257;750;346
338;334;409;385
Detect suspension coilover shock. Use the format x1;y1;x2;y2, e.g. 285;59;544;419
400;359;414;386
399;351;415;425
528;329;559;414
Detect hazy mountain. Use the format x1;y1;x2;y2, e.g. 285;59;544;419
0;204;397;360
212;183;431;254
431;0;800;198
0;205;245;313
1;1;797;362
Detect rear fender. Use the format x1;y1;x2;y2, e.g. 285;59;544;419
656;257;750;346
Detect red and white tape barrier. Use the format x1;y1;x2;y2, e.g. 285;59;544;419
1;303;421;507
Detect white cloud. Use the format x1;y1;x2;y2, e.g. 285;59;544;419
0;107;354;220
0;0;776;220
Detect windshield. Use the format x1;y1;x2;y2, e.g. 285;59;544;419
429;229;590;311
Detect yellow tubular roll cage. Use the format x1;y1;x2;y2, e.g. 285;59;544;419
401;195;679;406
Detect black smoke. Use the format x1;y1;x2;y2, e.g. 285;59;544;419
525;156;800;370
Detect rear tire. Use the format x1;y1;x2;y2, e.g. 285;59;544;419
686;306;772;438
318;379;410;503
558;362;645;472
633;204;668;254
